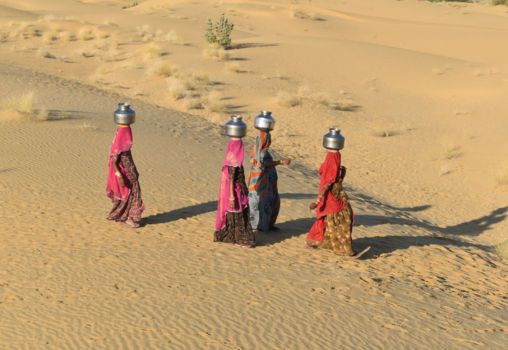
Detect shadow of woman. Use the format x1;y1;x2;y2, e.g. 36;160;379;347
354;235;493;260
143;193;315;227
143;201;217;225
355;206;508;237
256;217;314;246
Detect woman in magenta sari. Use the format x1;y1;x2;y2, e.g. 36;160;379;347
106;125;144;228
214;137;255;247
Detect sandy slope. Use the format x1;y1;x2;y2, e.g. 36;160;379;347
0;0;507;349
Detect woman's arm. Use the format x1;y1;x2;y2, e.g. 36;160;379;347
229;166;236;209
263;159;291;168
112;154;125;187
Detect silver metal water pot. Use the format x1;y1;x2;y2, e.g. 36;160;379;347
323;128;345;150
114;102;136;125
225;115;247;138
254;110;275;131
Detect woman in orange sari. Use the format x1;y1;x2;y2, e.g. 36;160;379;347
306;130;356;255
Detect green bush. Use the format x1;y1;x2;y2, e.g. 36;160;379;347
205;14;234;49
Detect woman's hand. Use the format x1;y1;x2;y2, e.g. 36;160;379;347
229;197;236;209
309;202;318;210
280;159;291;166
115;171;125;187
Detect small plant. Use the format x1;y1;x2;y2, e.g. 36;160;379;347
205;14;234;49
122;2;139;9
492;0;508;5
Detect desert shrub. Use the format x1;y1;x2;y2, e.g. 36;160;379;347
492;0;508;5
205;14;234;49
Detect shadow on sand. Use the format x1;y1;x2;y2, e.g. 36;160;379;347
143;192;312;226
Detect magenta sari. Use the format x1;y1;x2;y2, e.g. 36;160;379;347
215;138;249;231
106;127;132;200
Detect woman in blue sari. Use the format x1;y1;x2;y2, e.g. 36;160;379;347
248;130;290;231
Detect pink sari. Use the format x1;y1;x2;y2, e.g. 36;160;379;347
106;127;132;200
215;139;249;231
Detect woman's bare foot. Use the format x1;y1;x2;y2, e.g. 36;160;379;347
124;219;140;228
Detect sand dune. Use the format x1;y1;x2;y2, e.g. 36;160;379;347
0;0;507;349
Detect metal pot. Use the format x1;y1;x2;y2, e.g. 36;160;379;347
254;110;275;131
323;128;345;150
225;115;247;138
114;102;136;125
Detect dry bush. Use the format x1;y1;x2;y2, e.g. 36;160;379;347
225;62;242;73
79;122;99;131
290;8;323;21
147;61;179;77
496;240;508;260
164;29;182;44
37;49;56;59
42;31;58;43
496;167;508;186
122;1;139;9
183;97;204;110
275;91;301;108
372;129;400;138
137;25;154;42
1;92;34;115
444;146;462;160
143;43;163;60
58;31;76;42
203;44;230;61
206;90;227;113
79;49;96;58
77;26;96;41
167;77;187;100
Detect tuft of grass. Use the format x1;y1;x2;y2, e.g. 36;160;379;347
42;31;58;43
1;92;34;115
167;77;187;100
58;31;76;42
183;97;204;110
372;130;400;138
122;1;139;9
496;240;508;259
225;62;242;73
37;49;56;59
206;90;227;113
77;26;96;41
444;146;462;160
491;0;508;5
290;8;324;21
79;49;96;58
143;43;163;60
79;122;99;131
203;44;230;61
275;91;301;108
496;167;508;186
147;61;179;77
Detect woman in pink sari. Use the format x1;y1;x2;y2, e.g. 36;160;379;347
214;137;255;247
106;125;144;228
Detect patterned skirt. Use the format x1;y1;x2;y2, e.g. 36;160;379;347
214;208;256;247
107;151;144;224
307;181;354;256
319;203;354;255
107;180;144;224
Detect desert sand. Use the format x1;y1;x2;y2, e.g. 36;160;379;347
0;0;507;349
